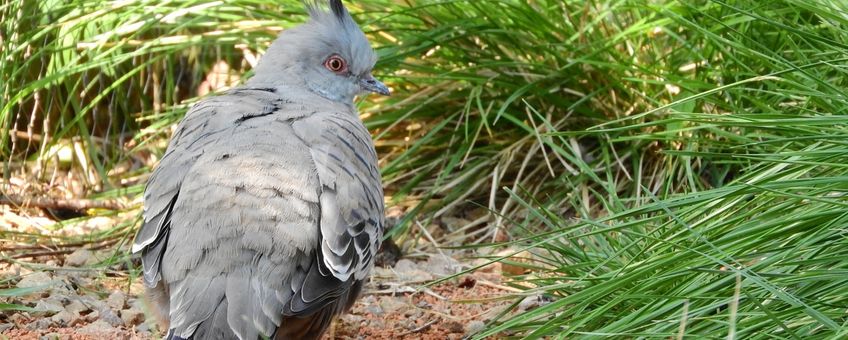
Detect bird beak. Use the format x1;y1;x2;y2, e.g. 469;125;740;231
360;74;390;96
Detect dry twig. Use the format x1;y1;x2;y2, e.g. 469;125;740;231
0;194;125;211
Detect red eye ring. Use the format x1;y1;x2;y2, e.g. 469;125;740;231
324;55;347;73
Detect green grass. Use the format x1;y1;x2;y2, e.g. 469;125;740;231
2;0;847;338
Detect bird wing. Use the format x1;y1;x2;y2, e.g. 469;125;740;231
287;109;385;314
133;87;300;286
132;87;383;339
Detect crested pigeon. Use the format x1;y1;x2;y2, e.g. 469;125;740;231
132;1;388;338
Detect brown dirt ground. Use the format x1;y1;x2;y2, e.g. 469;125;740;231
1;272;513;339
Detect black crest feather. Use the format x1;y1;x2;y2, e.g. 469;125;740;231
305;0;350;23
329;0;346;21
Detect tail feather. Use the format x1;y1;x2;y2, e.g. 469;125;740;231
191;297;234;339
274;307;335;340
275;279;364;340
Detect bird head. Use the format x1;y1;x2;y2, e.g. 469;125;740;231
248;0;389;103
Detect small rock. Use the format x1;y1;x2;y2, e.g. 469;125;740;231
464;320;486;336
34;298;65;315
127;297;144;310
497;248;531;275
65;299;90;314
26;318;52;330
120;308;145;326
470;258;501;273
50;310;79;326
425;255;462;277
340;313;364;325
400;318;416;330
66;272;92;289
367;318;385;329
80;295;108;312
441;216;471;231
48;280;77;297
136;321;151;332
45;333;71;340
393;259;417;272
106;290;126;310
444;320;464;333
378;297;408;314
16;271;53;289
518;294;553;312
76;216;114;233
393;259;433;282
78;319;116;336
370;266;394;279
40;332;62;340
9;313;28;327
364;303;383;316
95;307;124;327
481;305;508;322
0;323;13;332
64;249;93;267
351;295;377;314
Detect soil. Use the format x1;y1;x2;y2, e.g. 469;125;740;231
0;262;513;339
0;206;517;340
0;177;521;339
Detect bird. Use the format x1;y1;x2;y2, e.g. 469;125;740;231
131;1;388;339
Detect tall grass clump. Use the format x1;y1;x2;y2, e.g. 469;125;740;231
2;0;847;337
0;0;308;192
438;1;847;338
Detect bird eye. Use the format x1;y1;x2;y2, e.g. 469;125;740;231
324;55;347;73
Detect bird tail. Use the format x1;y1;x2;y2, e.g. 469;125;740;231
274;307;335;340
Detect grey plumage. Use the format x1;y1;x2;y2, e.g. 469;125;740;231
132;1;387;339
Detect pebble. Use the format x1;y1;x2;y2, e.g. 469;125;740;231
50;310;80;326
393;259;434;282
106;290;126;310
496;248;531;275
65;299;90;314
364;303;383;316
424;255;462;277
34;298;64;314
120;308;145;326
340;313;364;325
64;249;94;267
378;296;408;314
0;323;13;332
441;216;472;231
9;313;28;326
517;294;552;312
444;320;464;333
78;319;116;336
464;320;486;336
92;307;124;327
16;271;53;289
25;318;51;330
39;332;66;340
137;322;151;332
